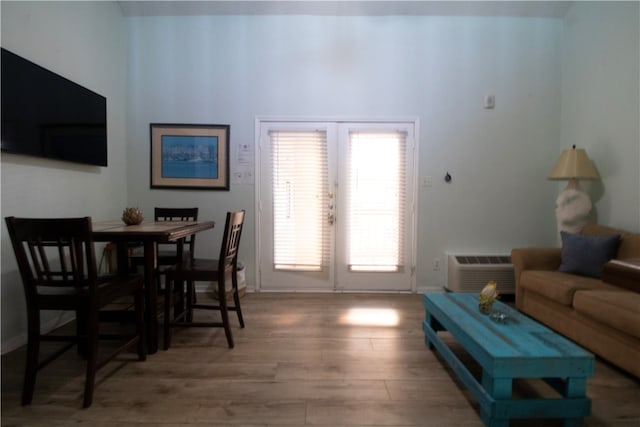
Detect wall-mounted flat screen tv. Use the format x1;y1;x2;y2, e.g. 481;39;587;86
1;48;107;167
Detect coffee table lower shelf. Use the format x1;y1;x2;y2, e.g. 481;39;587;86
422;293;594;427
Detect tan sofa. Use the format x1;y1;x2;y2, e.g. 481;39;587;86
511;224;640;378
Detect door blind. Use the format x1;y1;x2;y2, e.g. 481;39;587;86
270;130;330;271
347;131;406;272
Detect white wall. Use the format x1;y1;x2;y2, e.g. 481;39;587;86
561;1;640;231
125;14;563;291
1;1;128;351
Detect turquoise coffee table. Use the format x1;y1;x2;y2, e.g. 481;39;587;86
422;292;594;427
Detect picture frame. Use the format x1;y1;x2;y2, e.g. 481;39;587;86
150;123;230;190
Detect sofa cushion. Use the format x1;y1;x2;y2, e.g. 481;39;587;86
573;290;640;339
520;270;612;306
559;231;620;278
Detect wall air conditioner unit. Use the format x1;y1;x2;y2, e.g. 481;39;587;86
446;254;515;294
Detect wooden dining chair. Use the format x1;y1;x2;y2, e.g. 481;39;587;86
130;207;199;289
163;210;245;350
5;216;146;408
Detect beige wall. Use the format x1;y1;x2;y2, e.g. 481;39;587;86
1;1;638;352
1;1;128;351
560;1;640;231
124;13;564;293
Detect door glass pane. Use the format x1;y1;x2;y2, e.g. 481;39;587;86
347;132;406;272
270;131;329;271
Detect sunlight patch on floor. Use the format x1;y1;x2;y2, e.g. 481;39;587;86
339;308;399;327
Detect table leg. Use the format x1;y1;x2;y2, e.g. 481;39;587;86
143;241;158;354
565;377;588;397
482;372;511;427
424;313;435;350
116;242;130;275
562;377;588;427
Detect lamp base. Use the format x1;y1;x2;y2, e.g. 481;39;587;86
555;182;592;234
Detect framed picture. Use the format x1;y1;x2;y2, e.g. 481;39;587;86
150;123;230;190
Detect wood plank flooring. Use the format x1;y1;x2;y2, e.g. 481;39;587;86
2;293;639;426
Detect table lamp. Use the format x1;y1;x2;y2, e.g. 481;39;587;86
548;145;599;234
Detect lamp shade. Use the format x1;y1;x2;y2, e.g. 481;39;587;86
547;146;598;180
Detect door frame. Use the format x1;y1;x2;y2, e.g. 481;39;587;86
254;116;420;293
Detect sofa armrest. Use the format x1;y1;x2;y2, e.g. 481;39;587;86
602;259;640;292
511;247;561;285
511;247;561;309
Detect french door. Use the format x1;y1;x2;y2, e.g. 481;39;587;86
257;119;416;292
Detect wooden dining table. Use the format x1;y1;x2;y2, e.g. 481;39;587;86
92;220;215;354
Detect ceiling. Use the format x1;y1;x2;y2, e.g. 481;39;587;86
118;1;573;18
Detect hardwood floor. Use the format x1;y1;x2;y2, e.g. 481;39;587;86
2;293;639;426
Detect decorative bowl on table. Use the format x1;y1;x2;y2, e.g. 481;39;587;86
121;207;144;225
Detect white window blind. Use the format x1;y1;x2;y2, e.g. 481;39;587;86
347;131;406;272
270;131;330;271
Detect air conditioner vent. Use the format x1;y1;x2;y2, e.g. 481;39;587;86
454;255;511;265
446;254;514;294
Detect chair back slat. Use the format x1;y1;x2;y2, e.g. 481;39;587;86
29;240;48;281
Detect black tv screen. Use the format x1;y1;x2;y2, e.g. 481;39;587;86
1;48;107;167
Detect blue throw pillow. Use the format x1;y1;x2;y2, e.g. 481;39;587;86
559;231;620;278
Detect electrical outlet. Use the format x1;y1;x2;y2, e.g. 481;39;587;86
433;258;441;271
